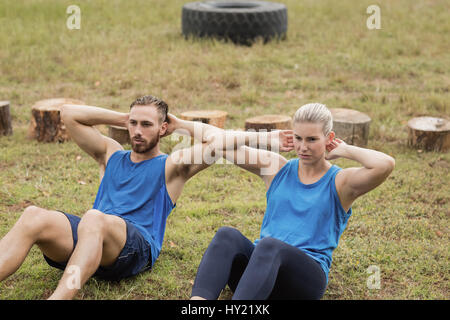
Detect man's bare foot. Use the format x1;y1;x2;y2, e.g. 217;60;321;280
190;296;206;300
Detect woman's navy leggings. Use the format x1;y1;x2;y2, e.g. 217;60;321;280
191;226;327;300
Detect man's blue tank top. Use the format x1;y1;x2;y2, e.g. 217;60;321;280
92;150;176;266
255;158;352;283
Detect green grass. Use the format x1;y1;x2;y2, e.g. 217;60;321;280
0;0;449;299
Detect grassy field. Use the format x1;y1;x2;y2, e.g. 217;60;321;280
0;0;449;300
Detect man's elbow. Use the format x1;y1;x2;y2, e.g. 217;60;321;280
382;156;395;177
60;104;73;122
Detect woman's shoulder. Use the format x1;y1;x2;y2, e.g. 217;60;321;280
332;165;356;213
282;158;299;174
266;158;297;196
332;164;347;191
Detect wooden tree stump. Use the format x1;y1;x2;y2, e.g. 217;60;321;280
0;101;13;136
245;114;292;132
180;110;228;128
109;125;130;145
330;108;371;147
407;117;450;152
28;98;85;143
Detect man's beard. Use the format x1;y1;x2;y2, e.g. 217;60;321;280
131;134;160;154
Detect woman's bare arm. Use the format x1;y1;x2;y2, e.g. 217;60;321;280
327;138;395;209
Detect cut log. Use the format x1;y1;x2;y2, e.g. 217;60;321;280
28;98;85;143
330;108;371;147
0;101;13;136
180;110;228;128
108;125;130;145
245;114;292;132
407;117;450;152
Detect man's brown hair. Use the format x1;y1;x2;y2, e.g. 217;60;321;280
129;95;168;123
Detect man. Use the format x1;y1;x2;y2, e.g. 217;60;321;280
0;95;293;299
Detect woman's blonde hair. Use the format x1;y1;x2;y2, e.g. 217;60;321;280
293;103;333;136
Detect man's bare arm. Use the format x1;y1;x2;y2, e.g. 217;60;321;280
61;104;129;166
164;115;291;203
211;129;294;152
164;113;293;152
223;146;288;190
165;113;293;179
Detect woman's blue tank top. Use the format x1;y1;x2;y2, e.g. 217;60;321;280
255;158;352;282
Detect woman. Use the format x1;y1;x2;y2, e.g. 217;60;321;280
190;103;395;300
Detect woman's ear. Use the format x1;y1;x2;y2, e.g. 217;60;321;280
326;131;335;145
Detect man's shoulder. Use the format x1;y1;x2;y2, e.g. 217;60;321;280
107;149;129;164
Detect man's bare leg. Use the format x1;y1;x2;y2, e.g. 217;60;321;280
48;210;127;300
0;206;73;282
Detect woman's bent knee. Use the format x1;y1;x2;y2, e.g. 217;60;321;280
214;226;242;243
208;227;252;257
252;237;284;262
255;237;281;251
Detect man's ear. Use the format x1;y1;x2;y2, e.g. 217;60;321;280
159;121;169;136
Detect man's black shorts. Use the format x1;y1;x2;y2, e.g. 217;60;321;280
43;212;152;281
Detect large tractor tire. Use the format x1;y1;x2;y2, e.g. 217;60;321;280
182;1;287;45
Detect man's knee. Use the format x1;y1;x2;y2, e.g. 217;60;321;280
78;209;106;235
18;206;50;232
22;205;44;217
